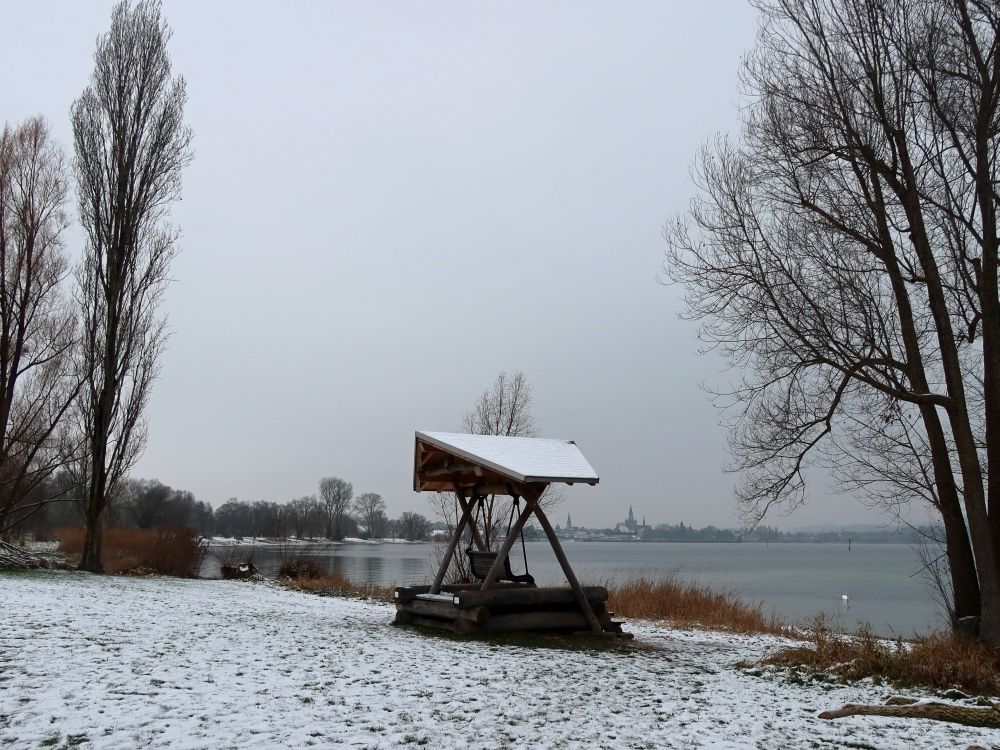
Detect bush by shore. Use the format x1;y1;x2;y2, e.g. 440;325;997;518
57;527;206;577
759;619;1000;696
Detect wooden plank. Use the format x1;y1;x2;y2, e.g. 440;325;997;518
531;499;604;634
453;586;608;610
429;487;474;594
393;581;537;604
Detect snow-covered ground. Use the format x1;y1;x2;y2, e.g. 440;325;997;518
1;572;996;749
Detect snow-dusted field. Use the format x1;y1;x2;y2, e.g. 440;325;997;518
1;572;996;749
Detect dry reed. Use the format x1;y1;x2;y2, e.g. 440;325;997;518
604;575;790;636
762;619;1000;695
57;526;206;577
279;569;393;602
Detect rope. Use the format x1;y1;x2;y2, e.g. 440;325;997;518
505;484;530;578
466;494;486;553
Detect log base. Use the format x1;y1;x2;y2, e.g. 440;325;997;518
392;584;631;638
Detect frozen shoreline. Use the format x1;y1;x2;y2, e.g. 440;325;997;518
204;536;420;546
0;571;994;749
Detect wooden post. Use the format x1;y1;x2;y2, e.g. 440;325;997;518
479;490;535;591
532;498;604;633
456;493;485;551
429;489;475;594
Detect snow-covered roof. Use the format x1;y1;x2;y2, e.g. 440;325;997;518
414;430;599;490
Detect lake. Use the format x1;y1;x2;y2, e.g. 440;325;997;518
201;540;943;635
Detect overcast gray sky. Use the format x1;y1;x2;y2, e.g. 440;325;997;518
0;1;908;529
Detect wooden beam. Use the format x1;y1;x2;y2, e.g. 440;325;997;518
429;488;474;594
469;482;517;496
421;462;482;478
397;599;489;624
454;586;607;610
456;493;485;551
532;498;604;633
393;581;532;604
485;610;590;632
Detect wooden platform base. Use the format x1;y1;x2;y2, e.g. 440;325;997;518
392;584;631;637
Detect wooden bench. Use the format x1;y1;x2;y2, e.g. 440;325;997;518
466;549;534;585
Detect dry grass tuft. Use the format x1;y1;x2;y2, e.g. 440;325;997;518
762;618;1000;695
604;575;790;636
276;541;327;580
279;569;393;602
57;526;206;578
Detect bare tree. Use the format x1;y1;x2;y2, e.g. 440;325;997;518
285;495;323;539
71;0;193;571
462;370;536;440
397;511;430;542
460;370;538;548
665;0;1000;644
319;476;353;540
120;478;172;529
353;491;386;539
0;118;79;535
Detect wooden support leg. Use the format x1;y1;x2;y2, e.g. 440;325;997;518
532;500;604;634
456;493;486;551
430;490;475;594
479;500;535;591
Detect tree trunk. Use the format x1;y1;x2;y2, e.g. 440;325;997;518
820;697;1000;728
890;140;1000;646
78;501;105;573
870;179;981;623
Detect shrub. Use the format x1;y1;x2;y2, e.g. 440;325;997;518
211;543;258;579
761;618;1000;695
57;526;206;577
604;575;789;636
276;540;326;580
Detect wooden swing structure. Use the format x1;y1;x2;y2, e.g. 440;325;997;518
393;430;628;637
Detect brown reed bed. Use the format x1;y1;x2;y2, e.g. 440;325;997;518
277;568;393;602
57;526;206;577
760;618;1000;695
602;575;790;636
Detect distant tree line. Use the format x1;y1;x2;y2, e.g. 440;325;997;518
13;471;433;543
641;523;935;545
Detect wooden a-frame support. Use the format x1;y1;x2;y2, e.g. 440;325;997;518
428;480;603;634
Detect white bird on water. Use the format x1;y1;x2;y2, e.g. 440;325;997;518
842;594;850;603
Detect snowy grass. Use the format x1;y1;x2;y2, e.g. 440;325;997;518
2;572;998;748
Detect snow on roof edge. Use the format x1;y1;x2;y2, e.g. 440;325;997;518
415;430;600;485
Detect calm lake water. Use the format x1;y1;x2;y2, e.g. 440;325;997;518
201;540;942;635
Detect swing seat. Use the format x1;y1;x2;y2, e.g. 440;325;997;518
466;549;535;585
